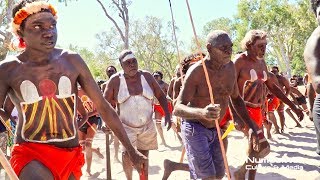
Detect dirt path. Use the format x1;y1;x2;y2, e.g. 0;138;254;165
81;112;320;180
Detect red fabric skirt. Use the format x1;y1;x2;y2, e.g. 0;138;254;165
153;102;173;117
10;142;84;180
268;97;280;112
246;106;263;128
220;108;233;128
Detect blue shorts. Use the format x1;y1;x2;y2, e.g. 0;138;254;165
181;121;225;179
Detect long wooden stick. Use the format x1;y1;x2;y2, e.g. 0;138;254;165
0;149;19;180
168;0;187;164
105;129;111;180
185;0;231;179
179;147;185;163
168;0;184;81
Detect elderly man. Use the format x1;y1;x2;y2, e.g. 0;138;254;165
233;30;303;179
104;50;171;179
171;30;260;180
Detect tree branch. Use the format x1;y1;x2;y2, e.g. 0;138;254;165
96;0;125;44
112;0;125;20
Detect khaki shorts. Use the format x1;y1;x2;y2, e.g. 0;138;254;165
0;131;8;154
122;120;158;151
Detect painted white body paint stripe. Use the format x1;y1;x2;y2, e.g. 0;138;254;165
58;76;72;98
20;80;41;104
19;76;77;143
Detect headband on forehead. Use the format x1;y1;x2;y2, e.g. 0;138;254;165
11;1;58;36
122;52;136;62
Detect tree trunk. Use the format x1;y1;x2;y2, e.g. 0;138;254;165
0;0;15;61
279;42;291;78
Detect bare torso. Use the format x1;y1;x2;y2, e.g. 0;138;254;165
2;49;80;148
304;26;320;94
276;75;289;94
235;54;268;107
185;61;236;126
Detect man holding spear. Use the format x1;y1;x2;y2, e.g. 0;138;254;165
172;30;260;180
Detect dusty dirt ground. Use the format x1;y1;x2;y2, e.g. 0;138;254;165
78;115;319;180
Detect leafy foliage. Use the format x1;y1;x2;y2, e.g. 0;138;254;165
68;45;115;80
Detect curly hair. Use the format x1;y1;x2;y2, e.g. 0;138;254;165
106;65;117;72
241;30;267;51
271;66;279;71
152;71;163;79
181;52;206;75
311;0;320;15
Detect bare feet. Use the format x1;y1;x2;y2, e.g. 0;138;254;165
114;156;121;163
94;147;104;159
266;133;272;139
86;169;92;177
273;129;280;134
162;159;173;180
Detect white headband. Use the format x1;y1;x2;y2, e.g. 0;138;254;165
122;53;135;62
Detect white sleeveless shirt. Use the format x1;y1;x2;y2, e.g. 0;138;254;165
117;71;154;127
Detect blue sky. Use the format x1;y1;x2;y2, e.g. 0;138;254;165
49;0;238;51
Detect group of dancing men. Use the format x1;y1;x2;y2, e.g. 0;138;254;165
0;0;320;180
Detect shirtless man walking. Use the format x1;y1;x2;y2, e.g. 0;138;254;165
304;0;320;155
233;30;303;179
104;50;171;179
0;1;146;179
101;65;121;163
152;71;171;146
271;66;295;131
170;30;260;180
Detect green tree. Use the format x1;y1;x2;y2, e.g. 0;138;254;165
202;17;234;37
69;45;113;80
234;0;316;76
200;17;237;53
96;0;131;49
0;0;15;60
96;16;181;81
130;16;179;81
